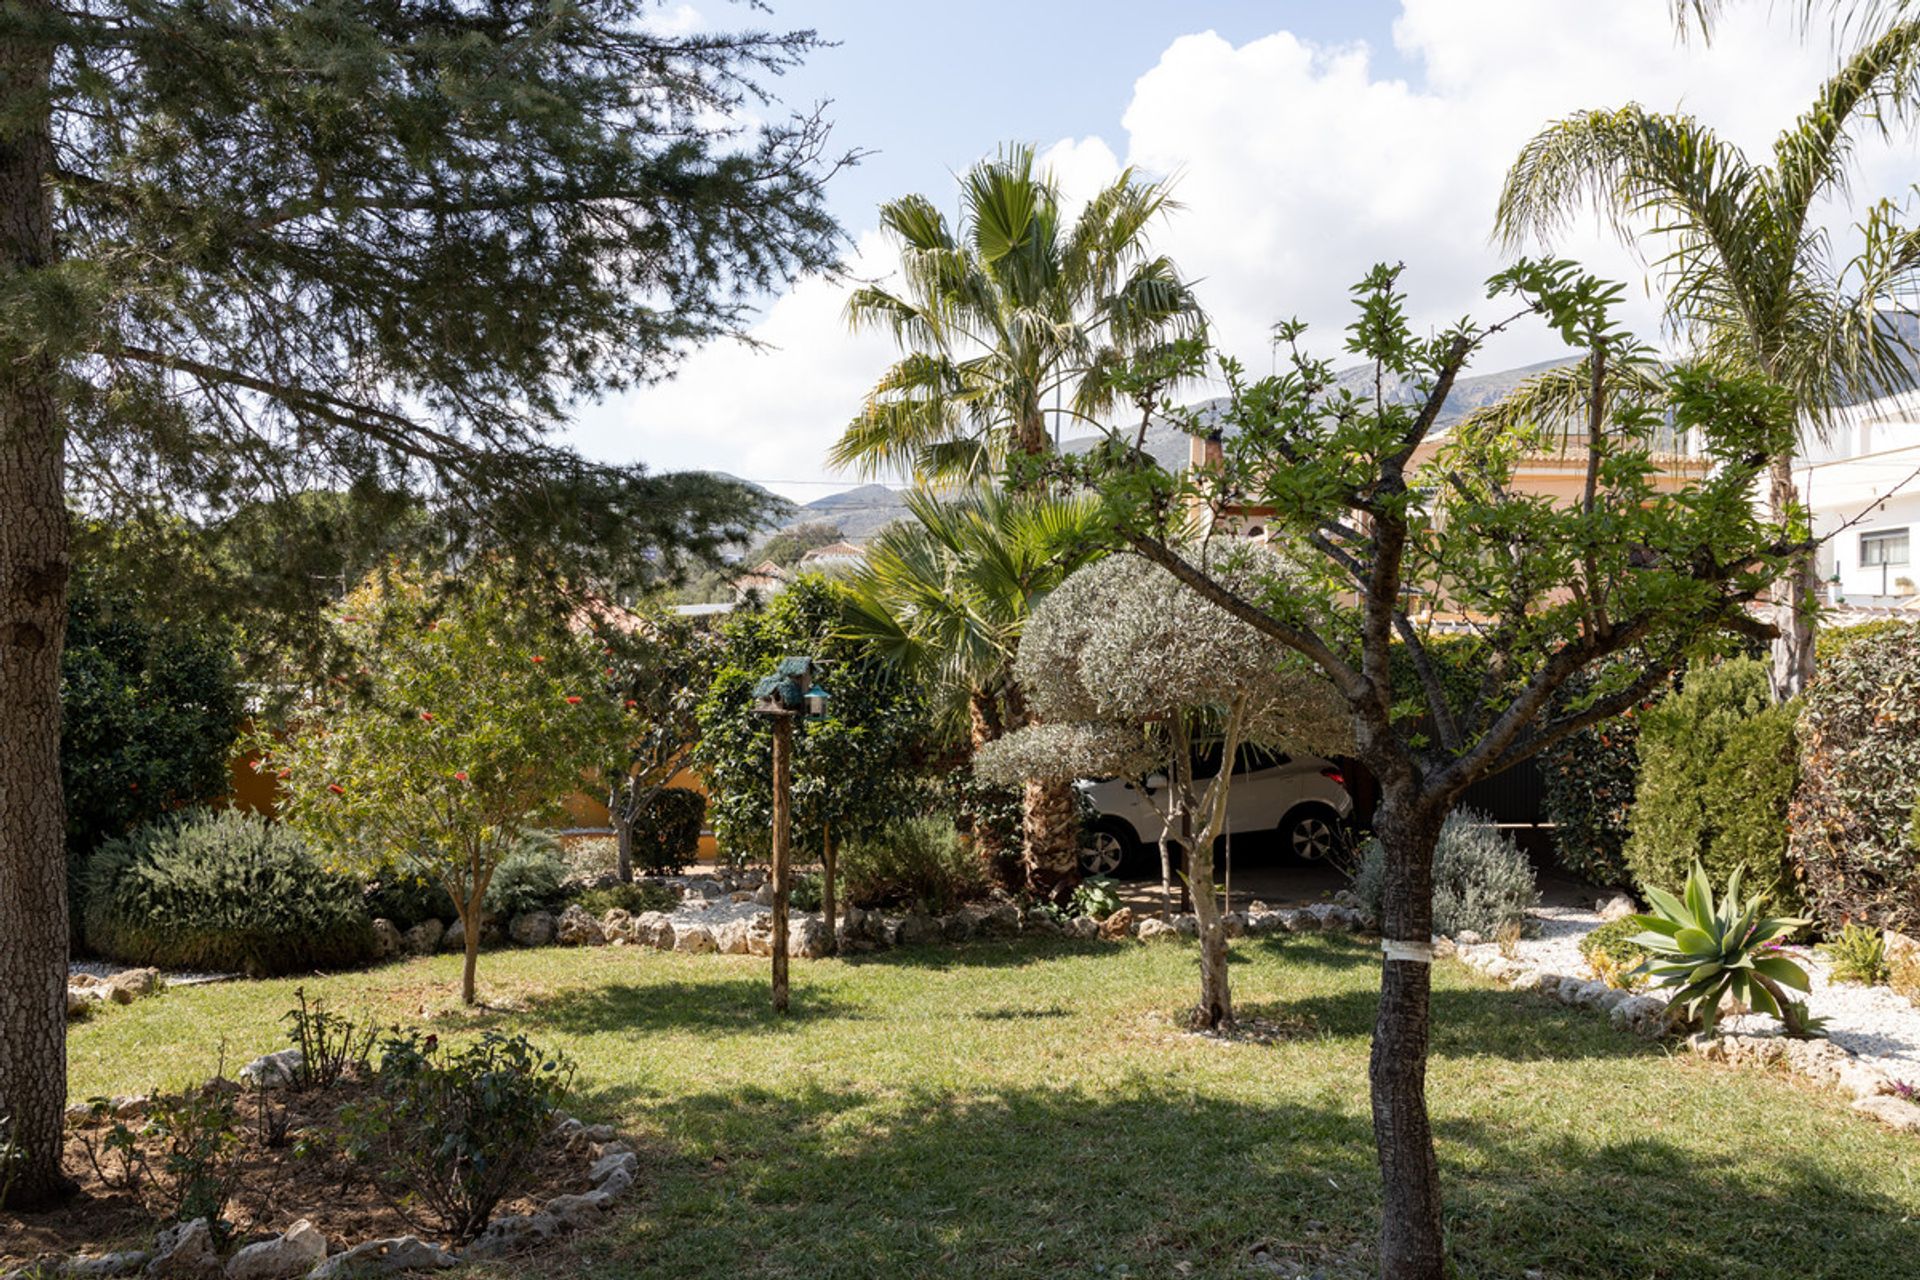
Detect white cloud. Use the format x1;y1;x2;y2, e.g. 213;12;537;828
573;2;1920;497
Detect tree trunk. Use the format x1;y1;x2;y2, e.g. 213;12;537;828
1767;452;1816;702
1022;776;1079;895
821;824;837;956
770;713;791;1014
1369;789;1446;1280
0;8;71;1208
459;894;481;1007
612;781;635;883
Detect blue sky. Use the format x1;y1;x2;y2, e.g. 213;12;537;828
571;2;1907;502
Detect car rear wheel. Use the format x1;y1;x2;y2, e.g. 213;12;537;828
1079;822;1138;877
1282;806;1344;862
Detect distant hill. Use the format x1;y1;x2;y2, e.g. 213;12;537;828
793;483;912;540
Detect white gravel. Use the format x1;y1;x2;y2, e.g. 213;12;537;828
68;959;236;986
1501;905;1920;1082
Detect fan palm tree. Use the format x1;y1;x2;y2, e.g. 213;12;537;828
845;486;1107;888
831;143;1204;483
1495;18;1920;698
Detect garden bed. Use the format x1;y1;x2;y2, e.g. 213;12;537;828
1;1079;603;1272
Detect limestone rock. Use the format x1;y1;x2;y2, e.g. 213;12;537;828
891;914;939;947
1136;918;1178;942
746;913;776;956
630;911;675;950
674;923;717;954
224;1220;326;1280
1220;912;1247;939
460;1214;560;1262
62;1251;150;1277
508;911;556;948
939;913;975;942
714;920;751;955
237;1048;303;1089
555;905;606;947
544;1189;614;1227
107;968;160;1002
1065;916;1100;940
1853;1094;1920;1133
369;919;403;960
1098;907;1135;941
1172;914;1199;939
1596;894;1638;922
308;1238;455;1279
145;1218;220;1279
751;883;775;907
402;919;444;955
788;915;831;959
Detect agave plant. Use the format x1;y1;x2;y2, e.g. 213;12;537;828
1628;862;1822;1038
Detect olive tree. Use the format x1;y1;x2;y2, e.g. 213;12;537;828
977;546;1347;1028
272;572;620;1005
1075;260;1799;1279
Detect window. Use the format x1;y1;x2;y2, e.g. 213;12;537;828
1862;528;1910;567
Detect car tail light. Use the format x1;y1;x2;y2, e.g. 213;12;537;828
1320;767;1346;786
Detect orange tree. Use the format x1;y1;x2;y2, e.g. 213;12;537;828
269;571;619;1005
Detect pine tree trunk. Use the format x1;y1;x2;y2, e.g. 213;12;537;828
1767;451;1816;702
1369;789;1445;1280
821;825;837;956
460;896;481;1007
0;6;72;1208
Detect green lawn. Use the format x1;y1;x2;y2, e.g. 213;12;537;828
70;935;1920;1279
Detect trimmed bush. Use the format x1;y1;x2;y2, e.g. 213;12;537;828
363;868;453;930
632;787;706;876
83;809;374;975
483;832;569;918
1351;807;1539;937
840;816;988;913
1790;622;1920;932
1623;658;1799;908
1579;916;1650;989
1538;716;1640;888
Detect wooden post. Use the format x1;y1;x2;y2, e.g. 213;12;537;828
822;821;837;956
770;711;792;1014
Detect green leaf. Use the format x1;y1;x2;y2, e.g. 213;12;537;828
1752;955;1812;993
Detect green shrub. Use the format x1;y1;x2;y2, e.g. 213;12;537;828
1352;807;1539;937
632;787;705;876
1789;623;1920;932
840;816;988;913
575;882;681;916
1623;658;1799;908
789;872;823;912
347;1030;574;1243
1819;923;1891;986
363;868;453;929
83;810;375;975
1627;862;1817;1037
483;832;569;918
1070;876;1121;921
1536;663;1659;886
61;574;242;926
1579;916;1651;989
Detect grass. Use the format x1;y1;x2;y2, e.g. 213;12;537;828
69;935;1920;1279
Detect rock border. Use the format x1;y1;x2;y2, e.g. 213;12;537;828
20;1088;636;1279
1453;941;1920;1137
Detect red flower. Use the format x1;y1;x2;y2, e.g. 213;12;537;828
128;782;139;792
277;768;291;780
624;699;638;709
531;655;545;664
605;667;614;677
565;695;583;705
340;615;359;624
328;783;346;795
419;711;434;722
454;771;468;782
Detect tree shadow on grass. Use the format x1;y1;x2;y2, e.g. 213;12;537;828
1271;984;1665;1064
516;978;860;1040
842;934;1118;972
564;1079;1916;1280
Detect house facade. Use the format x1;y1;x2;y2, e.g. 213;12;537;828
1797;393;1920;611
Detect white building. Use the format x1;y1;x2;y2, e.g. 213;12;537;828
1797;393;1920;610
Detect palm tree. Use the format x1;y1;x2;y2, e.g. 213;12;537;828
1495;19;1920;698
845;486;1106;889
832;144;1204;483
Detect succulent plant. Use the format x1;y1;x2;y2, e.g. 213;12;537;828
1628;862;1822;1038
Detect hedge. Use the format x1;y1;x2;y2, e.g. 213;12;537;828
1623;658;1800;908
83;809;375;975
1789;622;1920;931
632;786;706;876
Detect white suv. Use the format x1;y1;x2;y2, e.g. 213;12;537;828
1076;745;1354;877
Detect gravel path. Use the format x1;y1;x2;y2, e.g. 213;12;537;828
1502;905;1920;1082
